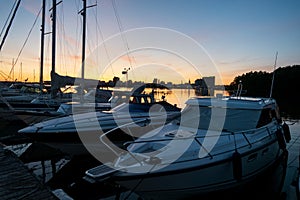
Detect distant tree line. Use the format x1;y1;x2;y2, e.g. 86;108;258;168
226;65;300;119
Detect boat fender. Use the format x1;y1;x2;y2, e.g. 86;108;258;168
232;151;242;181
276;129;286;150
282;122;291;143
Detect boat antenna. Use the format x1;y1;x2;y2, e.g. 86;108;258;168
235;80;242;98
269;51;278;99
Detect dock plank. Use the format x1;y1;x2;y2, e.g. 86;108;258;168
0;145;57;200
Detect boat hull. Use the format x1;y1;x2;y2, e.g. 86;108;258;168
85;96;289;199
22;129;132;156
20;115;176;156
111;141;286;199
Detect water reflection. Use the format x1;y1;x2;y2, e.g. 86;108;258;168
153;88;229;109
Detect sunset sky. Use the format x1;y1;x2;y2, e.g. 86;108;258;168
0;0;299;85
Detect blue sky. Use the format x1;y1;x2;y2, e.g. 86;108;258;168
0;0;299;84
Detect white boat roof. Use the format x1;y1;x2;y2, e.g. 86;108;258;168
185;96;276;110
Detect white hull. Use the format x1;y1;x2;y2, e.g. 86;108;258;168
15;111;60;125
116;142;285;199
32;121;169;156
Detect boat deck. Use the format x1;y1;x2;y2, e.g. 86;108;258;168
0;144;58;200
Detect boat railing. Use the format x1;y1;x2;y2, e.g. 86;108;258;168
100;119;279;161
135;127;276;165
99;117;153;156
99;112;181;156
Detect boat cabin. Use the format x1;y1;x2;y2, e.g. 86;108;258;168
181;97;281;132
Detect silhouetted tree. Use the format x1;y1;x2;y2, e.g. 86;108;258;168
228;65;300;118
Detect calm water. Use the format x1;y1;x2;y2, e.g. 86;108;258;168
154;88;228;109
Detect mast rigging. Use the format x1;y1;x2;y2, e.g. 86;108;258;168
0;0;21;51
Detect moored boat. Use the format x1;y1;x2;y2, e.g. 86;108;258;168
18;86;181;156
85;96;290;199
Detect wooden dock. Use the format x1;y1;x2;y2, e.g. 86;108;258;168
0;144;58;200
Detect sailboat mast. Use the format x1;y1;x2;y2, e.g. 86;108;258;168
79;0;96;81
81;0;86;80
52;0;57;74
50;0;62;98
40;0;46;86
12;59;14;81
0;0;21;51
20;62;22;81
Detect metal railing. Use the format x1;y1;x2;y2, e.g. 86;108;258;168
99;119;280;165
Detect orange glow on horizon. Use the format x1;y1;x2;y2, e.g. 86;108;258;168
0;62;235;86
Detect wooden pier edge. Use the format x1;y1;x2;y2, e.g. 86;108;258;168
0;144;58;200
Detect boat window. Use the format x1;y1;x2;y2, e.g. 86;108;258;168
256;108;273;128
129;96;133;102
130;96;137;103
147;96;153;103
181;105;261;132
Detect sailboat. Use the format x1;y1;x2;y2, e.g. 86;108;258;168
0;0;58;127
31;0;119;109
17;1;181;155
2;0;118;125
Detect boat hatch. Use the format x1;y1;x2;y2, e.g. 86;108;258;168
85;164;120;179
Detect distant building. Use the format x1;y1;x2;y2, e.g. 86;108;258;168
203;76;215;89
194;76;215;96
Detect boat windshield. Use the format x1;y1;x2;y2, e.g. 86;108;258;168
180;105;262;132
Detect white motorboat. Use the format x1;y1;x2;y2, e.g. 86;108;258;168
18;89;181;156
85;96;290;199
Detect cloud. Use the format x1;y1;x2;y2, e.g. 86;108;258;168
68;55;81;60
22;0;41;16
120;55;136;63
119;53;156;64
61;34;78;48
217;56;263;66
